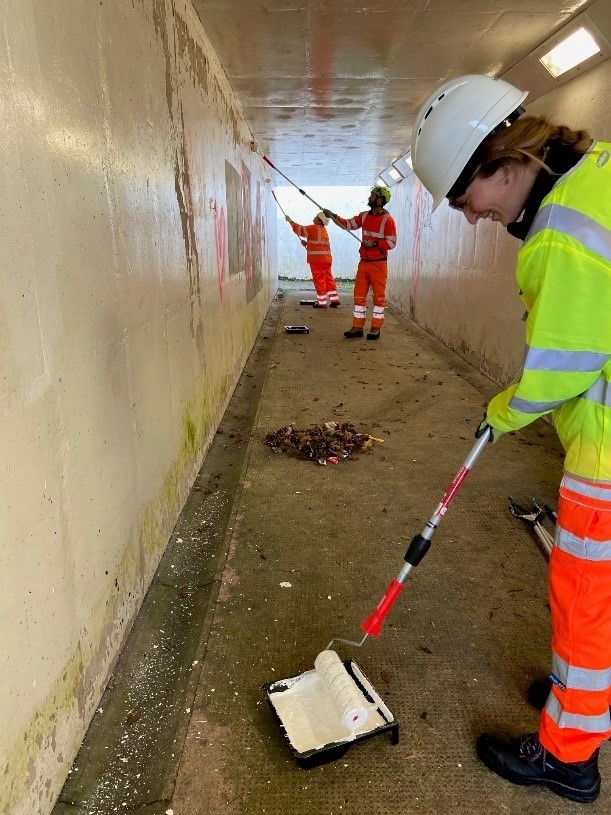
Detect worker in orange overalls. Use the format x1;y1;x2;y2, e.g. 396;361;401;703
324;187;397;340
285;211;340;308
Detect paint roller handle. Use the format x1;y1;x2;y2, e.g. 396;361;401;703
360;579;404;638
404;533;431;567
359;534;431;638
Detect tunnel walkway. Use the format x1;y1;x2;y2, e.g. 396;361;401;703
53;288;611;815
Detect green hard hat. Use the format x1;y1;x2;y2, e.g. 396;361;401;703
371;185;391;204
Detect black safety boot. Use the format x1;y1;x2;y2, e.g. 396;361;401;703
330;301;340;307
344;328;364;338
312;302;328;308
476;732;600;804
367;328;380;340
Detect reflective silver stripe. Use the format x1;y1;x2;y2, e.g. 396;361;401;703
564;469;611;486
354;305;366;315
528;203;611;261
545;693;611;733
581;377;611;407
308;250;330;255
552;653;611;692
373;306;384;315
524;346;610;372
555;525;611;561
385;236;397;248
509;396;566;413
296;226;307;238
561;474;611;502
347;216;361;230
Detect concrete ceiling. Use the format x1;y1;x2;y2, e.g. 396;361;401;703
191;0;591;184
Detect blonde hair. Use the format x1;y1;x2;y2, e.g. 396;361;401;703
478;115;591;172
448;115;592;199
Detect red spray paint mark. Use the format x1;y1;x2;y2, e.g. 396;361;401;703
410;185;424;314
213;202;227;298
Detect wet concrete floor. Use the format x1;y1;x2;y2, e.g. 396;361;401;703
53;288;611;814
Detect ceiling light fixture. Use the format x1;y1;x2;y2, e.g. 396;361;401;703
392;151;413;178
502;5;610;103
539;26;601;77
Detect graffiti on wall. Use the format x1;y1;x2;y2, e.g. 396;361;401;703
213;201;227;298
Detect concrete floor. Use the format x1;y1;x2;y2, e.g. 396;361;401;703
53;289;611;814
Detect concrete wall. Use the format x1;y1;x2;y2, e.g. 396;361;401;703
275;186;370;280
0;1;276;813
386;61;611;387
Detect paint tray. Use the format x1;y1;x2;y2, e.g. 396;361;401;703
299;299;317;305
284;325;310;334
263;659;399;768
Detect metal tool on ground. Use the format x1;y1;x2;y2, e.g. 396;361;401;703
544;503;558;524
263;155;362;245
327;428;492;650
508;496;554;558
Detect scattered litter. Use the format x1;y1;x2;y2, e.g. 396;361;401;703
264;421;373;465
280;582;292;588
284;325;310;334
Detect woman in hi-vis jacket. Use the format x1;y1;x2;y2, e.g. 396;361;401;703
412;74;611;805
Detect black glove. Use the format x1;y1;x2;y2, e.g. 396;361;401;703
475;415;503;443
322;208;337;220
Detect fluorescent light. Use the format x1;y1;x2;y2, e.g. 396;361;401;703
388;167;402;182
379;168;398;186
392;151;413;177
539;27;601;78
374;176;384;187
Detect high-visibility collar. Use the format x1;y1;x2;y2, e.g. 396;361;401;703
507;143;585;241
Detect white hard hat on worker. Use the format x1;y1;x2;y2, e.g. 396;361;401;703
314;211;330;225
411;74;528;212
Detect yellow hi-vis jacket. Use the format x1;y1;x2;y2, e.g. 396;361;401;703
487;142;611;481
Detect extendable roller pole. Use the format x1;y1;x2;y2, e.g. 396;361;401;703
359;429;491;640
263;155;363;244
271;189;288;217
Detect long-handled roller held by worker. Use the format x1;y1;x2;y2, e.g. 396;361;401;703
264;427;492;766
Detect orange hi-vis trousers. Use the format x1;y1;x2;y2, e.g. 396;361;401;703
539;473;611;762
310;262;340;307
350;260;387;329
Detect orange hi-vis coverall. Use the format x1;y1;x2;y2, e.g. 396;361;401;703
486;143;611;763
290;222;339;307
334;210;397;329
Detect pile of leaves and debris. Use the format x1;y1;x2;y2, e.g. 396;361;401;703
264;421;373;465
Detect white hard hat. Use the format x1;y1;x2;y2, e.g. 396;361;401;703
411;74;528;211
315;211;329;225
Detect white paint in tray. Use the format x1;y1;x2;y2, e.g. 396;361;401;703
267;655;392;755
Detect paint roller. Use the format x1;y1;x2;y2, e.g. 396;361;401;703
314;650;370;730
